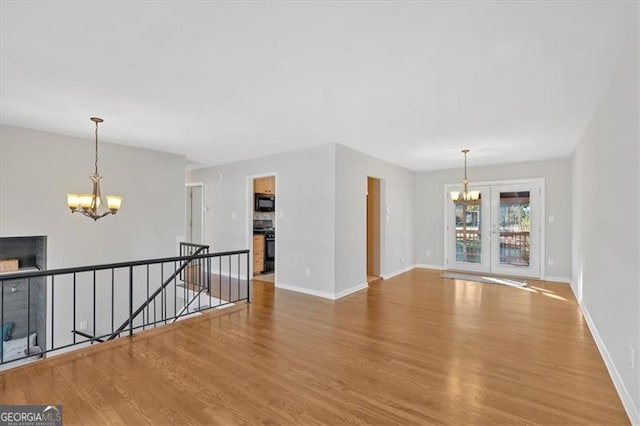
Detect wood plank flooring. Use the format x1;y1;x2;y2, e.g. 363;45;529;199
0;269;629;425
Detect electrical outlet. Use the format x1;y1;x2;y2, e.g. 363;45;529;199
231;212;236;220
548;215;555;223
305;268;311;278
548;258;555;266
401;257;406;264
80;321;88;330
426;250;431;257
629;346;635;369
219;173;224;182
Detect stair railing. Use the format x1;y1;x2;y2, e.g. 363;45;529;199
0;243;250;367
106;243;210;340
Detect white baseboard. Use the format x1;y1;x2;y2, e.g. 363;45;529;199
415;264;444;271
382;264;416;280
275;281;369;300
570;286;639;424
544;275;571;284
334;283;368;300
275;282;335;300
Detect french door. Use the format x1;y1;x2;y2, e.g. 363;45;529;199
446;180;542;278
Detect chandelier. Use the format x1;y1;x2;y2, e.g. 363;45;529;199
66;117;123;220
451;149;480;204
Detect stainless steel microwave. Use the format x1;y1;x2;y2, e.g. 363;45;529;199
255;194;275;212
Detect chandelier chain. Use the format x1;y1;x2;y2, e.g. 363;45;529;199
94;120;99;176
462;148;470;181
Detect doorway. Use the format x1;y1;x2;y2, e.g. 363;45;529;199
445;179;543;278
250;174;276;283
367;177;381;282
185;183;203;244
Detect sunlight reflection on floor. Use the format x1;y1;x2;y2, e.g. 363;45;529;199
442;272;527;288
442;274;569;302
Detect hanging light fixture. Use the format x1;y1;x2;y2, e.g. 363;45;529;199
66;117;123;220
450;149;480;204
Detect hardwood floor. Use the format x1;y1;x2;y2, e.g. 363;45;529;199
366;274;381;284
0;269;629;425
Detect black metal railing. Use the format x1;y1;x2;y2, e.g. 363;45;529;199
105;242;210;341
0;243;250;367
179;242;210;291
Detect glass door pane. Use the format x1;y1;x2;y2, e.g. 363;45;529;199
455;199;482;263
490;183;540;278
498;191;530;267
447;185;491;273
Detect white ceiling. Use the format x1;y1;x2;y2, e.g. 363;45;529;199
0;1;636;171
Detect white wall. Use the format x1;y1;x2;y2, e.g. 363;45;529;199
187;144;337;297
187;143;415;298
334;144;415;294
0;125;186;266
414;158;572;279
1;125;187;349
571;29;639;422
188;142;574;298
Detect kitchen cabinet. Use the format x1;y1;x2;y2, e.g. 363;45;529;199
253;234;265;275
254;176;275;194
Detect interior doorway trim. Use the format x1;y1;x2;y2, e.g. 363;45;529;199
442;177;546;279
365;175;386;281
245;172;278;284
366;176;382;280
185;182;204;244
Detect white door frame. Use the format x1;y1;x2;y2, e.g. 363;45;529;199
445;184;492;274
245;173;278;283
185;182;204;244
365;175;386;280
443;178;546;279
489;182;542;278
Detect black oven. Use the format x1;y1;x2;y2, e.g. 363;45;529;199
264;230;275;273
255;194;275;212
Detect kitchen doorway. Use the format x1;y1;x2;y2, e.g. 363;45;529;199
249;174;277;283
444;178;544;278
185;183;203;244
367;177;381;282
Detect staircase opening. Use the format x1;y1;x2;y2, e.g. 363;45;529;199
0;242;250;371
